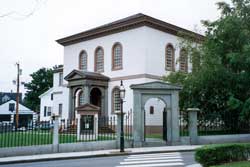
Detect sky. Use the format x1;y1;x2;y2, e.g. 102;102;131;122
0;0;231;94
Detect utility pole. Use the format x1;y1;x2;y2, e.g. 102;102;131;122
15;62;20;129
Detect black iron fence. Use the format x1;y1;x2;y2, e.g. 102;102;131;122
59;115;117;143
179;110;189;136
197;111;250;136
0;121;53;148
124;111;133;140
179;109;250;137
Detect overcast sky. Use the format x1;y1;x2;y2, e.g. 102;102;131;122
0;0;231;94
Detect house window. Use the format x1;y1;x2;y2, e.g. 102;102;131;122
9;103;15;112
78;90;84;106
179;49;188;72
79;50;88;71
44;106;47;117
51;94;53;100
112;87;120;113
150;106;154;115
59;72;63;86
165;44;175;71
112;43;123;70
47;107;52;116
59;104;63;117
94;47;104;72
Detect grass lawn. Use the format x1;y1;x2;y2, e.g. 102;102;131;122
0;131;117;147
59;133;116;143
212;161;250;167
179;130;248;136
0;131;53;147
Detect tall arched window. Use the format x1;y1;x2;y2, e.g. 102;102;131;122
78;90;84;106
165;44;175;71
112;43;123;70
112;87;120;114
79;51;87;71
179;49;188;72
94;47;104;72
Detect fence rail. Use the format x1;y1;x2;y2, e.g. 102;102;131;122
0;112;134;149
179;111;189;136
124;111;133;140
197;111;250;136
59;116;117;144
0;121;53;148
179;109;250;137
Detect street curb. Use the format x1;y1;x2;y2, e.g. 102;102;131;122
0;148;197;165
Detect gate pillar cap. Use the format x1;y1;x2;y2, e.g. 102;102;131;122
187;108;200;112
114;111;126;115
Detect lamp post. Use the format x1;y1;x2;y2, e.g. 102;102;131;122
119;80;126;152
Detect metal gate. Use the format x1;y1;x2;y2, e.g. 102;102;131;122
163;108;167;141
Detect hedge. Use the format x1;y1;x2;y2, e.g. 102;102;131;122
195;143;250;167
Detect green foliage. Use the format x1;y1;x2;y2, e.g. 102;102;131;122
195;143;250;167
24;68;53;112
240;98;250;121
163;71;188;85
164;0;250;125
212;161;250;167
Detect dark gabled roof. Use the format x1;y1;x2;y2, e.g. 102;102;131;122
0;92;22;105
56;13;204;46
64;70;110;81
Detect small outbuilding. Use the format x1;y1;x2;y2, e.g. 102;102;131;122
0;100;37;127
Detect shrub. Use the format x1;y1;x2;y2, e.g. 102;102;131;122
195;143;250;167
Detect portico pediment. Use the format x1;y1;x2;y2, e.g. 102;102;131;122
76;103;100;114
65;70;110;82
130;81;182;90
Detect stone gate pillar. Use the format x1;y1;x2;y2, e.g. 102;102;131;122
187;108;199;145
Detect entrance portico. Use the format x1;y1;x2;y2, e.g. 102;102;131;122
64;70;109;120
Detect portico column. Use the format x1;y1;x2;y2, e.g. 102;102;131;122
68;88;73;120
83;85;90;104
104;88;108;116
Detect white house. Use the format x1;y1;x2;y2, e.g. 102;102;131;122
39;88;54;121
40;13;203;133
0;100;37;127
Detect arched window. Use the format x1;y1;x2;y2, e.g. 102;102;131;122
94;47;104;72
78;90;84;106
165;44;175;71
179;49;188;72
112;43;123;70
79;51;87;71
112;87;120;114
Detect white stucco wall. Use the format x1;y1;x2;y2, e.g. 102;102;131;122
144;26;192;76
63;26;148;83
144;98;165;126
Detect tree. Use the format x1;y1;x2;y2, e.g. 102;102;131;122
164;0;250;129
24;68;53;112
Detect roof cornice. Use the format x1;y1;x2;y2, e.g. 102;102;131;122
56;13;205;46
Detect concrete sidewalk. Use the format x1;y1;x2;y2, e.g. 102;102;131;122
0;145;202;165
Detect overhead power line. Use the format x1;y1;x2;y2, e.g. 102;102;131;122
0;0;47;20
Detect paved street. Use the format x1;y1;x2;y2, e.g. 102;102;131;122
0;152;200;167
